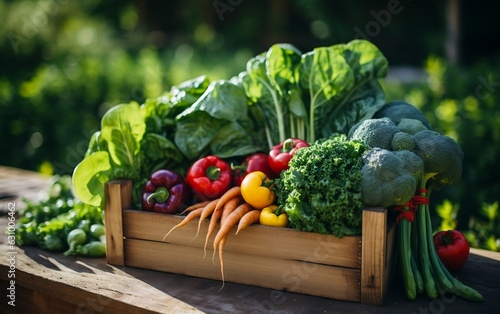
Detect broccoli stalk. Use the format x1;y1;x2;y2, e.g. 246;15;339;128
409;130;483;301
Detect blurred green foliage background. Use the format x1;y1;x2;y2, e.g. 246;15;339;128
1;0;499;250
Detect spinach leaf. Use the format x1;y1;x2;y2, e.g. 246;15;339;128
175;80;261;160
168;75;211;116
210;122;264;158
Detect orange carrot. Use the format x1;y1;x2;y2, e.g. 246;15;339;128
235;209;261;235
220;195;242;224
193;198;219;241
212;202;252;258
162;206;204;241
218;236;228;290
203;196;241;258
179;200;210;215
214;186;241;212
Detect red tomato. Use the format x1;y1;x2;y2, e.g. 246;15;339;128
433;230;470;273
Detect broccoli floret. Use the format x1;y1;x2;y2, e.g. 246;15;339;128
361;148;424;207
391;131;415;151
374;101;432;130
412;130;464;186
349;117;399;150
397;118;428;135
276;135;368;237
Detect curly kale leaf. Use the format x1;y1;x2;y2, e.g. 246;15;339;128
276;135;368;237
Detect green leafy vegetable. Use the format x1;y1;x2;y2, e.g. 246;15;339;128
72;40;390;212
73;102;146;208
175;80;265;160
276;135;368;237
15;175;104;256
241;44;302;147
241;39;388;148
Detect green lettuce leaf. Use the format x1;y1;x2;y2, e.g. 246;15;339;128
72;151;111;207
100;102;145;168
73;102;146;207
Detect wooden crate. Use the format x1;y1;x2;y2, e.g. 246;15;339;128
105;180;396;306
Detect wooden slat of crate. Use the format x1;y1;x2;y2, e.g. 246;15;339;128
105;180;395;306
361;208;395;304
123;210;362;269
124;238;362;302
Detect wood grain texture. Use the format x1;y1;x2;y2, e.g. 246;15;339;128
106;180;396;305
124;238;362;302
105;180;131;266
360;208;389;305
123;209;362;269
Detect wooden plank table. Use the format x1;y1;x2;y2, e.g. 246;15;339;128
1;166;499;313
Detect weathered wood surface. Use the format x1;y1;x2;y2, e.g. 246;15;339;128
1;166;500;313
106;180;394;305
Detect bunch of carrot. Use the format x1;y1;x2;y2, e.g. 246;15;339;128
162;186;262;287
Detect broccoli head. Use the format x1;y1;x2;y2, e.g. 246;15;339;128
361;148;424;208
397;118;428;135
349;117;399;150
412;130;464;186
373;100;432;130
391;131;415;151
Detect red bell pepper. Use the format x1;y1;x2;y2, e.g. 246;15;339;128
231;153;277;186
268;138;309;174
142;169;190;214
186;155;232;200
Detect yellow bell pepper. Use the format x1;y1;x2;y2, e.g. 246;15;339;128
240;171;275;209
260;205;288;227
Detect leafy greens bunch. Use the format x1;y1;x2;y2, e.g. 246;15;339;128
73;39;389;211
73;76;265;209
239;39;388;148
276;134;368;237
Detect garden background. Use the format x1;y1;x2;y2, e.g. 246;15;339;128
1;0;499;250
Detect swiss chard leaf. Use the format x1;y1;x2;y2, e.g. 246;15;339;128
299;39;388;143
299;46;355;143
242;44;302;147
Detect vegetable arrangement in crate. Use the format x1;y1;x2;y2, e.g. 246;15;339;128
68;39;482;304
